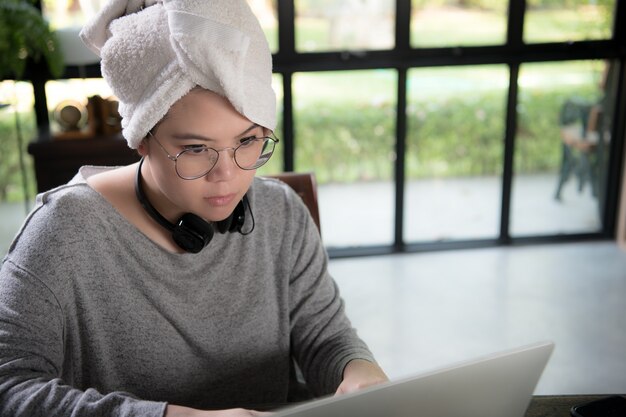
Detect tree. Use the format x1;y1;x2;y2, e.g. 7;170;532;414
0;0;63;206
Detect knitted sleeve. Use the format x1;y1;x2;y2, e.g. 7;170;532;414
285;195;375;397
0;257;166;416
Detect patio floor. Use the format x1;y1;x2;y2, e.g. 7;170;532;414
0;173;602;254
318;173;601;248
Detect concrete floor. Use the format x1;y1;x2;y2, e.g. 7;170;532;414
318;174;601;248
331;241;626;395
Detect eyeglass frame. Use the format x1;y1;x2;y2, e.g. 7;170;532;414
147;130;279;180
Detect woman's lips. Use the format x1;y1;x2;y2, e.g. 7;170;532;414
204;193;236;207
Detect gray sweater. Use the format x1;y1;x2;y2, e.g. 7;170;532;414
0;168;374;416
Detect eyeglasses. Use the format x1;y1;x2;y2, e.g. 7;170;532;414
148;131;279;180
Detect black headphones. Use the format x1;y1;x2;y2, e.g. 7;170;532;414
134;157;253;253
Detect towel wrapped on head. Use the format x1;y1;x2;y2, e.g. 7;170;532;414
80;0;276;149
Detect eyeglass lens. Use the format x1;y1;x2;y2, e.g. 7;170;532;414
176;137;276;179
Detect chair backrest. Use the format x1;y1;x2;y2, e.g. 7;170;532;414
264;172;321;234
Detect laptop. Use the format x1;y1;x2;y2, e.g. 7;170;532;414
274;341;554;417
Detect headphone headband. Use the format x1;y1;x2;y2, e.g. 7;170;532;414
134;158;252;253
134;158;175;232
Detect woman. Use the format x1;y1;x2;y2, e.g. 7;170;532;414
0;1;387;416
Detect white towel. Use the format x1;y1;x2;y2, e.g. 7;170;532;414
80;0;276;149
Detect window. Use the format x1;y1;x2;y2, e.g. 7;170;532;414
511;60;615;236
247;0;279;53
22;0;626;256
405;65;508;242
295;0;395;51
42;0;104;29
45;78;113;136
523;0;616;43
0;81;36;202
293;70;397;247
411;0;508;47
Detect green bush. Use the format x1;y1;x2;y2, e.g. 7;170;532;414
0;0;64;80
292;84;599;185
0;109;36;202
0;85;602;201
406;93;506;178
295;100;396;183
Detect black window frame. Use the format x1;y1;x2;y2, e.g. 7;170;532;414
26;0;626;258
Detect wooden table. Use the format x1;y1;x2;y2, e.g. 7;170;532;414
525;395;616;417
27;135;140;193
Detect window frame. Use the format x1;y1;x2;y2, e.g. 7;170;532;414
24;0;626;258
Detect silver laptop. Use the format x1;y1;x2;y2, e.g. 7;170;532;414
275;341;554;417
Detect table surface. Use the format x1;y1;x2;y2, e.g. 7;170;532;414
253;395;621;415
525;395;618;417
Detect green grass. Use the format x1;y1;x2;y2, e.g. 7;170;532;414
294;4;613;51
411;6;507;47
524;7;613;43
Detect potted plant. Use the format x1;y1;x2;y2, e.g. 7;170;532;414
0;0;63;209
0;0;64;80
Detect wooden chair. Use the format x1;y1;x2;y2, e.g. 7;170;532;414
554;98;600;200
265;172;321;234
554;61;615;203
263;171;321;402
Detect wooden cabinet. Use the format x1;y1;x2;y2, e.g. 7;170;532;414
27;135;140;193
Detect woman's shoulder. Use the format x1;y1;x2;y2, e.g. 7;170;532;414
31;165;133;221
253;175;292;193
7;171;116;259
251;176;304;211
34;165;122;212
249;175;318;237
34;183;101;223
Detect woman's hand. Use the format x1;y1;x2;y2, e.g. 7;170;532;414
165;405;272;417
335;359;389;396
165;360;388;416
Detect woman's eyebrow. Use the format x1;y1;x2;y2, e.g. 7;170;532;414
237;123;260;137
170;123;260;142
171;133;214;142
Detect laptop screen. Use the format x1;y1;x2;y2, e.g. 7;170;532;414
274;341;554;417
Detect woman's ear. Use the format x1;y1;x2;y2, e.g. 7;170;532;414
137;138;149;157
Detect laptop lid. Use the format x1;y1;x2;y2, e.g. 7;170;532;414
274;341;554;417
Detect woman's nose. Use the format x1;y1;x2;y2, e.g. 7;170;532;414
205;148;237;180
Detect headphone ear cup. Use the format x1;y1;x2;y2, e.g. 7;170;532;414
172;213;214;253
230;199;247;232
215;212;233;234
216;198;247;234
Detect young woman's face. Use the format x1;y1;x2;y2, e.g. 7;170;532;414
140;89;264;222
